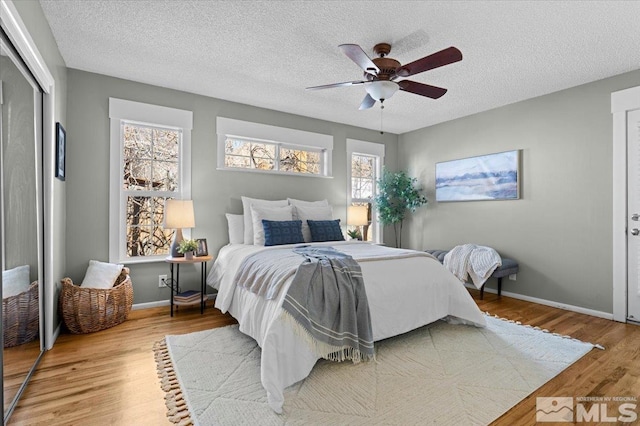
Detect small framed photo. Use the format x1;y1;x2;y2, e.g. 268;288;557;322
196;238;208;256
55;122;66;181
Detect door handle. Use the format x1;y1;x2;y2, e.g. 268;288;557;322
632;229;640;236
633;214;640;221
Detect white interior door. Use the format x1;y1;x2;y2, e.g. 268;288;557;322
628;109;640;322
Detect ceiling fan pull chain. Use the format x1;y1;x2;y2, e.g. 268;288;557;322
380;103;384;134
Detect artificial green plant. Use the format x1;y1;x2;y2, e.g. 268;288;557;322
178;239;198;254
373;167;427;248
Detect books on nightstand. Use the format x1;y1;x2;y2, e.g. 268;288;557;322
174;290;203;303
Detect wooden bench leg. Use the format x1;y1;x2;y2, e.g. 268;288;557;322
480;278;502;300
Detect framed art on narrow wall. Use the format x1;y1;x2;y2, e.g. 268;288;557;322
55;122;66;181
436;150;520;202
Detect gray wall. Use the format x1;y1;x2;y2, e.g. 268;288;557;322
399;69;640;314
65;69;398;304
16;0;636;319
12;0;67;339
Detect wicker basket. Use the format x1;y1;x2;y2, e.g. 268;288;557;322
3;281;39;347
60;267;134;334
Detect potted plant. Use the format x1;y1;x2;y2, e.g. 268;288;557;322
347;229;362;241
178;239;198;260
373;168;427;248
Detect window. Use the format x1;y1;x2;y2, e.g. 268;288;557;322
217;117;333;177
347;139;385;243
109;98;193;263
123;123;178;257
351;154;376;201
224;137;323;175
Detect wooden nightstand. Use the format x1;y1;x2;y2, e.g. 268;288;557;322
165;255;213;316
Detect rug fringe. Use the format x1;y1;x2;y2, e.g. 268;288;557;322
483;311;605;350
153;339;195;426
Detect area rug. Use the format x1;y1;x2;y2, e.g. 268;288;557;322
154;315;600;425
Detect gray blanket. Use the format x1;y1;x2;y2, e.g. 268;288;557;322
235;249;301;300
282;246;374;363
236;246;374;363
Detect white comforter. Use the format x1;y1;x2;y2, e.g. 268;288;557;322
206;241;486;413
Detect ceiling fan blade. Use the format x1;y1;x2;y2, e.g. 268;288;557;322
398;80;448;99
359;94;376;110
339;44;380;76
396;46;462;77
306;80;367;90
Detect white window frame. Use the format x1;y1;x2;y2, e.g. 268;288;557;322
347;139;385;244
109;98;193;264
217;117;333;178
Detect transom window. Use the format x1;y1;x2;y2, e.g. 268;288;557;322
216;117;333;178
224;137;323;175
109;98;192;263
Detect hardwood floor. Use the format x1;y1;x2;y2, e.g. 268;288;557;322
8;303;236;425
7;292;640;425
3;339;41;414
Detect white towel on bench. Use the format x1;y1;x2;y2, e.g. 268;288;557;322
443;244;502;289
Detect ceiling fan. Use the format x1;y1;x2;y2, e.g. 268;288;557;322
306;43;462;110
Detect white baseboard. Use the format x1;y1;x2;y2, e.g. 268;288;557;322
466;284;614;320
132;294;215;311
134;288;614;320
132;300;171;310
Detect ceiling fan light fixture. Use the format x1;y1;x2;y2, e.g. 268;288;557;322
365;80;399;102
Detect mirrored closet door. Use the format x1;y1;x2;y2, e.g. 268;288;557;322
0;27;45;422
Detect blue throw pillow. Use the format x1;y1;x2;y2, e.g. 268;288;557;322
307;219;345;242
262;220;304;246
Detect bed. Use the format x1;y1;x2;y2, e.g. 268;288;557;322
206;240;486;413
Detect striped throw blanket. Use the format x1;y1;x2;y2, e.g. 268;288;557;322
236;246;374;363
443;244;502;289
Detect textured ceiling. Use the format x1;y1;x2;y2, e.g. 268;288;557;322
39;1;640;134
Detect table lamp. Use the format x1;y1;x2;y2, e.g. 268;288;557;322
164;199;195;257
347;205;369;241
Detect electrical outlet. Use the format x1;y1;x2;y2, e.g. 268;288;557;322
158;274;168;288
509;274;517;281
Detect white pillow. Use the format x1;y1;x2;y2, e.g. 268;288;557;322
225;213;244;244
251;204;294;246
241;197;288;245
2;265;30;298
294;204;333;242
288;198;329;210
80;260;124;289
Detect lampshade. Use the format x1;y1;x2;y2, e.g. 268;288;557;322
347;205;369;226
164;199;195;229
365;80;399;102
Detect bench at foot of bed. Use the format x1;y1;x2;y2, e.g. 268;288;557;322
424;249;519;300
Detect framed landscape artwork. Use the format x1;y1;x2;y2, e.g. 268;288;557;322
436;150;520;202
